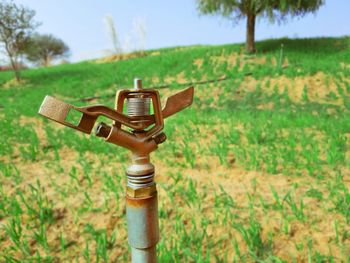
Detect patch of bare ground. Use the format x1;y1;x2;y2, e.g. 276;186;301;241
3;80;349;260
193;58;203;69
151;76;160;85
1;117;130;260
176;71;187;84
257;102;274;110
2;79;29;89
3;116;86;163
206;52;289;73
163;71;194;86
3;124;350;261
193;81;229;109
0;117;48;164
94;51;147;64
239;72;347;105
152;122;350;261
164;75;175;84
155;152;350;261
270;57;289;68
19;116;47;141
2;143;128;260
210;53;240;67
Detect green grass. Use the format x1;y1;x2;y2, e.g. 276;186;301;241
1;36;350;262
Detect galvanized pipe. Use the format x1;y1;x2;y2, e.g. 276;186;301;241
126;154;159;263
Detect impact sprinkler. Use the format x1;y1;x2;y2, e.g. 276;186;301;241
38;78;194;262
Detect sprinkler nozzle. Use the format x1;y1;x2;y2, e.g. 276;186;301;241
95;122;111;138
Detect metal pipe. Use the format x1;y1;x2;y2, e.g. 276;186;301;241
126;194;159;263
126;154;159;263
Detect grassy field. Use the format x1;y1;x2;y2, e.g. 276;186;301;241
1;36;350;262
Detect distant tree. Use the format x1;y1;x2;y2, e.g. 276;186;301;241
24;34;70;67
0;0;39;81
197;0;325;53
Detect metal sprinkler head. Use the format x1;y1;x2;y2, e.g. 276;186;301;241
38;79;193;155
38;79;194;262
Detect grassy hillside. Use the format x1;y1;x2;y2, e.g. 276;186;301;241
1;36;350;262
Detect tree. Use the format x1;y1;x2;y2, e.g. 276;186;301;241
0;0;39;81
24;34;70;67
197;0;324;53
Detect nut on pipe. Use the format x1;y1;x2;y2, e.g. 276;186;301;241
127;185;157;198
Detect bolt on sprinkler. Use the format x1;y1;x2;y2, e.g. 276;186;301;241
38;79;194;262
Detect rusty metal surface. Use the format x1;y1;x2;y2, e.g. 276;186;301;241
38;96;94;133
105;126;158;155
39;96;146;133
162;86;194;118
127;185;157;198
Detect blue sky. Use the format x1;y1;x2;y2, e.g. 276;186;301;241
12;0;350;62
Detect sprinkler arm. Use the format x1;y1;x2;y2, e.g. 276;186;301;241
38;95;149;133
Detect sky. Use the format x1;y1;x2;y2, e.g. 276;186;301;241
10;0;350;62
